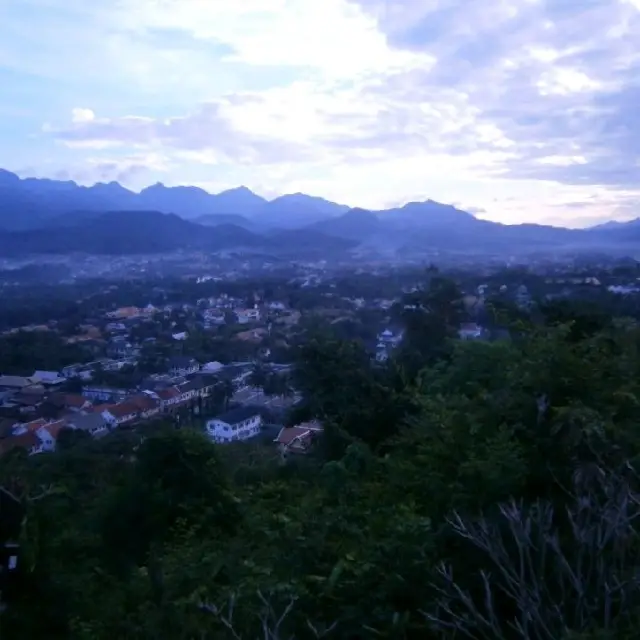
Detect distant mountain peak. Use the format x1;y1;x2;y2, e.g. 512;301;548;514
222;185;254;194
0;168;20;183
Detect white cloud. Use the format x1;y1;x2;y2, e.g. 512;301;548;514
71;108;95;123
4;0;640;226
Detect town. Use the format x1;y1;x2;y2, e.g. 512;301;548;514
2;256;640;461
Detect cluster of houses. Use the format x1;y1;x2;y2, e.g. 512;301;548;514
0;360;320;459
0;362;249;457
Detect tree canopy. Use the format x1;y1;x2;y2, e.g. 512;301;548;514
3;280;640;638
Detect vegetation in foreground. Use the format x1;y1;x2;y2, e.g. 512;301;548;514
3;276;640;638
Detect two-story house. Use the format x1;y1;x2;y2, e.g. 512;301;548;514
206;407;262;443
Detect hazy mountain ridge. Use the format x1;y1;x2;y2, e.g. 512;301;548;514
0;209;357;258
1;169;640;257
0;170;349;231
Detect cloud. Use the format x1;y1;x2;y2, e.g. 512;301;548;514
4;0;640;225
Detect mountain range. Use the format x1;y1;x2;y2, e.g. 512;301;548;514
1;168;640;258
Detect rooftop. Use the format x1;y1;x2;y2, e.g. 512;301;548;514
214;405;261;426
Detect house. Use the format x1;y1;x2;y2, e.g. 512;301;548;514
34;420;67;452
275;420;323;456
31;370;66;386
172;331;188;341
105;307;142;319
201;361;224;373
205;406;262;443
0;376;35;391
267;301;287;311
67;412;109;438
0;431;42;457
102;402;139;427
128;393;162;420
12;418;48;435
49;393;92;413
458;322;483;340
82;385;130;403
106;337;138;359
375;329;404;362
168;356;199;377
156;386;182;409
176;380;201;403
234;308;260;324
105;322;128;333
203;309;226;327
61;363;93;380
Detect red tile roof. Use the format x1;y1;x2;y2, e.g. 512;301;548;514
156;387;180;400
107;403;139;419
0;431;40;456
24;418;48;432
128;395;159;412
43;420;67;439
66;394;89;408
89;403;113;414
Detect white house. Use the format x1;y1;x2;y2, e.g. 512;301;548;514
458;323;483;340
206;407;262;444
202;361;224;373
235;308;260;324
35;425;57;452
375;329;404;362
31;370;66;386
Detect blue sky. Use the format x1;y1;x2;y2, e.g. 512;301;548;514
2;0;640;227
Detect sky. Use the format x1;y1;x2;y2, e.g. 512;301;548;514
1;0;640;227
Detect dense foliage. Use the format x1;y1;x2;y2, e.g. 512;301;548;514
3;277;640;638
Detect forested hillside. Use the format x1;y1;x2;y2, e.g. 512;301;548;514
2;275;640;638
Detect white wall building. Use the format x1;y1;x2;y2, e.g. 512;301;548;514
206;407;262;444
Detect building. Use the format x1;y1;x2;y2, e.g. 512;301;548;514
206;406;262;443
274;420;323;456
102;402;139;427
67;412;109;438
168;356;199;377
458;322;483;340
82;385;130;403
0;376;35;391
31;371;66;386
128;393;162;420
375;329;403;362
105;307;142;319
235;308;261;324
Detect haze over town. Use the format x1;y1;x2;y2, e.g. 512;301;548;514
2;0;640;227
